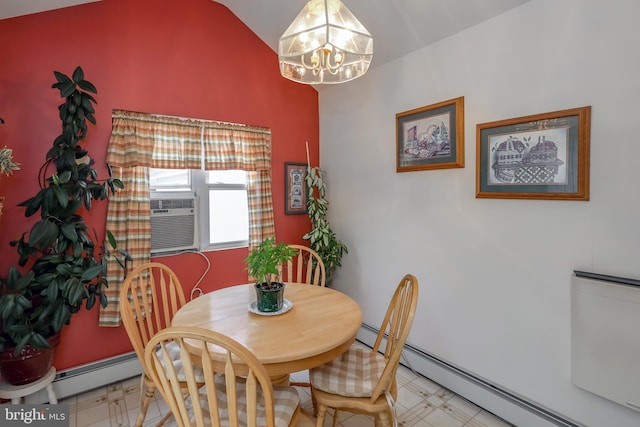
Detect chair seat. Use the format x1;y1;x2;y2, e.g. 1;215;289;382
196;376;300;427
310;346;386;397
159;341;205;382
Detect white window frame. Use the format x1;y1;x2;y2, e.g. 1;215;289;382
151;169;249;251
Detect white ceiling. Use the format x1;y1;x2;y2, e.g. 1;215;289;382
1;0;530;70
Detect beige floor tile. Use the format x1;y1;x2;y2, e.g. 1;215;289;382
122;385;143;411
59;395;78;413
412;375;446;395
398;400;438;425
438;399;475;425
74;386;110;427
340;413;376;426
426;393;446;408
397;365;419;387
76;400;110;427
75;386;108;408
424;407;466;427
447;395;481;419
108;396;130;427
83;418;113;427
435;387;456;402
397;382;428;409
469;410;514;427
121;375;142;389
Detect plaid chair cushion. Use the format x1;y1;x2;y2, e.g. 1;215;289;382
196;377;300;427
309;346;386;397
158;341;205;382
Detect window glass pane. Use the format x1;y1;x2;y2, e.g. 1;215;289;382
150;169;190;188
209;189;249;244
206;170;246;185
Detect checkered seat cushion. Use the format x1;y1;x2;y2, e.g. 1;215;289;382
310;346;387;397
158;341;206;382
196;377;300;427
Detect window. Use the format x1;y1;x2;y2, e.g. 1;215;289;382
150;168;249;251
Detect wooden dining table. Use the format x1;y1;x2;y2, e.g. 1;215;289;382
171;282;362;385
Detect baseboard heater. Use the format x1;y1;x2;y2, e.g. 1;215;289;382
25;351;142;404
357;323;581;427
571;271;640;412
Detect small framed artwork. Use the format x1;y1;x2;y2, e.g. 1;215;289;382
476;106;591;200
396;96;464;172
285;162;308;214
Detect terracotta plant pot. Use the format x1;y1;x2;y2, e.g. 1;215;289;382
0;334;60;385
255;282;285;312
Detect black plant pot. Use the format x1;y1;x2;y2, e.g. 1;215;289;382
255;282;285;312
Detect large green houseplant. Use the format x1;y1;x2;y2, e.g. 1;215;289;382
0;67;126;379
245;237;296;312
303;166;347;283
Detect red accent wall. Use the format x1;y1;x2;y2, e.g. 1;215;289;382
0;0;318;370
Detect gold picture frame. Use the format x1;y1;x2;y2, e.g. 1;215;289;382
476;106;591;200
396;96;464;172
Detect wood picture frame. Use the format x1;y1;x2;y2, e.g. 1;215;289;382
396;96;464;172
285;162;307;214
476;106;591;200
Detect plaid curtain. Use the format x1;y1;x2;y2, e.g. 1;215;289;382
99;110;274;326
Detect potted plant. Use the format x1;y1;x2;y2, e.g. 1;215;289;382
303;166;348;283
0;66;128;385
245;237;296;312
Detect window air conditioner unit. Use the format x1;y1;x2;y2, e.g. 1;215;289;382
150;197;198;254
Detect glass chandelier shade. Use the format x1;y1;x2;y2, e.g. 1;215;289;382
278;0;373;84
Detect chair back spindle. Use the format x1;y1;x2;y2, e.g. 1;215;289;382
280;245;326;287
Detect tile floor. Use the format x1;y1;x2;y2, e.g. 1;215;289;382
61;345;514;427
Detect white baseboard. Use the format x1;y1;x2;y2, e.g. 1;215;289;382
357;324;582;427
25;351;143;404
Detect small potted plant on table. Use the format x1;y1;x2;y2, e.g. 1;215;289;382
245;237;296;312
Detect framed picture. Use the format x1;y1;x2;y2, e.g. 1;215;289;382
476;106;591;200
285;162;308;214
396;96;464;172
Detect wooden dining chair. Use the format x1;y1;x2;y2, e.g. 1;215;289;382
144;326;304;427
119;262;201;427
280;245;326;287
309;274;419;427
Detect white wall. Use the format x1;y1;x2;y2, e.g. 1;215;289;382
319;0;640;426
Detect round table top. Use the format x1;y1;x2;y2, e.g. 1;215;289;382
172;282;362;376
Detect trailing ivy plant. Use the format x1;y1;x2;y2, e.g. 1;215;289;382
303;166;347;283
0;66;128;355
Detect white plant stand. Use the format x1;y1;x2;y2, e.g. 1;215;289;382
0;367;57;404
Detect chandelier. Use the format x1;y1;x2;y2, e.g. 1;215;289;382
278;0;373;84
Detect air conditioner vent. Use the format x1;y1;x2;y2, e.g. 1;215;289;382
150;198;195;210
150;197;198;253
